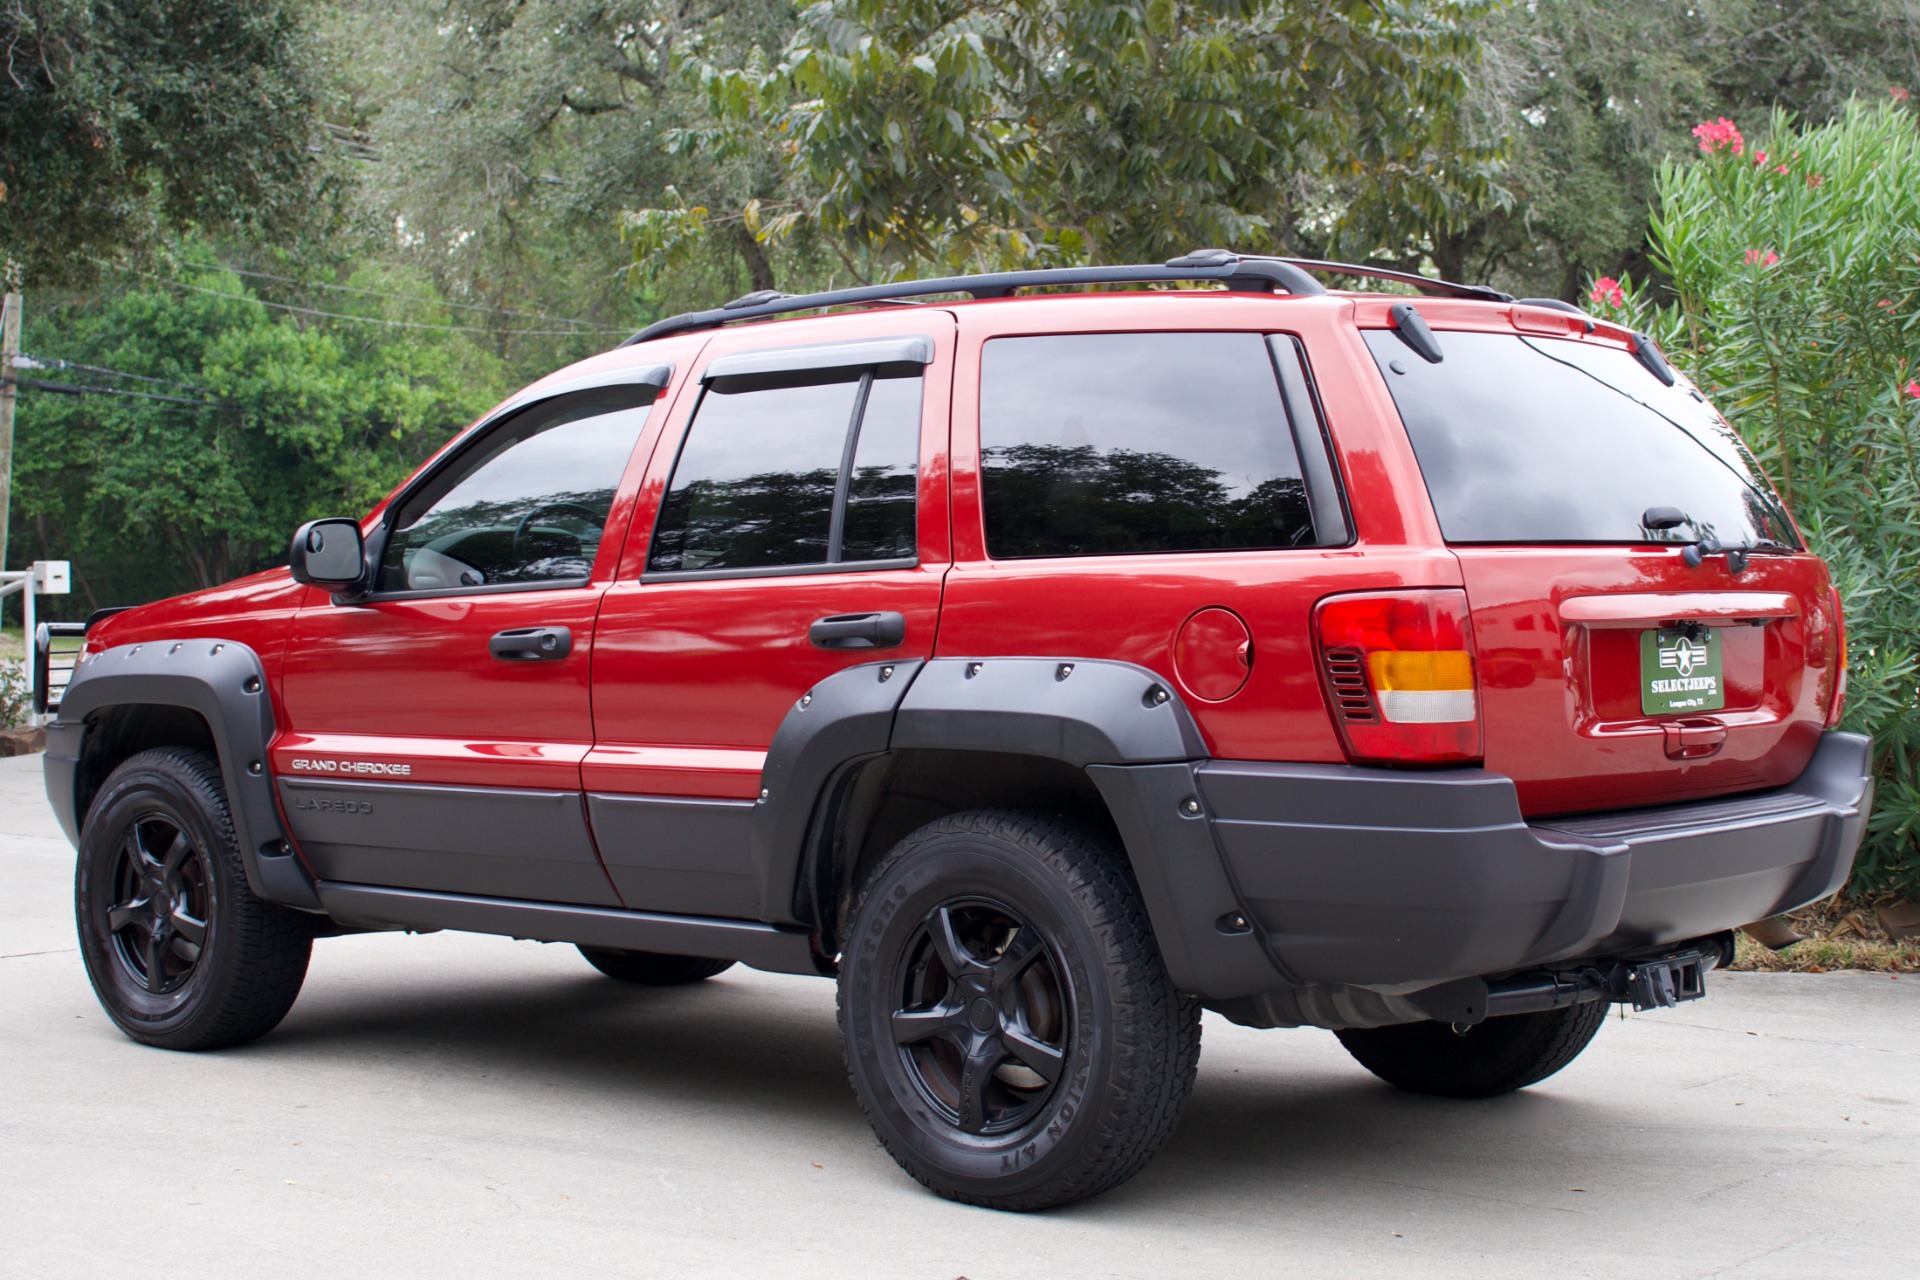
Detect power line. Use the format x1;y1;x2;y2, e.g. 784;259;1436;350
92;258;629;338
16;354;211;395
2;376;217;408
210;262;601;327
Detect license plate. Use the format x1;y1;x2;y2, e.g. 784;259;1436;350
1641;626;1725;715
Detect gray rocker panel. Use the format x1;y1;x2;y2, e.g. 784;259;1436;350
315;882;819;975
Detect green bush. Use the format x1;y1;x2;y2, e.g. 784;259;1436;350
1594;100;1920;898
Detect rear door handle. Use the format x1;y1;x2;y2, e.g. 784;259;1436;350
490;626;573;662
808;611;907;650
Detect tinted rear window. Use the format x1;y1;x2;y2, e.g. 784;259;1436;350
979;332;1315;558
1364;330;1798;548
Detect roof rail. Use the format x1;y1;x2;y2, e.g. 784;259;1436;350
617;248;1513;346
620;253;1327;345
1274;258;1513;303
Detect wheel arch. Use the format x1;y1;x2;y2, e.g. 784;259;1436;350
756;657;1282;996
46;639;321;911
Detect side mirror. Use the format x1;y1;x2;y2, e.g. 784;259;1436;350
289;518;368;591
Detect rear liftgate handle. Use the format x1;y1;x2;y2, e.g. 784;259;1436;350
490;626;573;662
808;611;907;651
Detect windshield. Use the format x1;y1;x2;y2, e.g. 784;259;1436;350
1363;329;1799;548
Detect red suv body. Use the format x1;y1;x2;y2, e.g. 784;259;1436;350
40;255;1872;1210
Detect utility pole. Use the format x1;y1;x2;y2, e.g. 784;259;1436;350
0;287;18;578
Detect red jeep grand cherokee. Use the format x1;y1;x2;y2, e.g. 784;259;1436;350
38;251;1871;1210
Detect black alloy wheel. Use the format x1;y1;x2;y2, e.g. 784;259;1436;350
105;814;213;996
76;748;312;1050
840;809;1200;1211
889;897;1071;1136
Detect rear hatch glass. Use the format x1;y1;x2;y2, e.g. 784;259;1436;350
1363;327;1834;815
1361;330;1798;550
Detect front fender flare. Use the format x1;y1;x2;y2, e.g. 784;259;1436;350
48;639;320;911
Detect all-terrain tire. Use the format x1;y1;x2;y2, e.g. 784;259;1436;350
1335;1001;1609;1099
75;747;312;1050
577;946;736;985
839;808;1201;1211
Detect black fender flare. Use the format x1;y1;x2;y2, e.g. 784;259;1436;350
45;638;321;911
754;656;1283;998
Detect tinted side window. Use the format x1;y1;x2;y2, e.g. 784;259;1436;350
649;368;923;574
375;387;653;593
979;333;1314;558
839;376;922;563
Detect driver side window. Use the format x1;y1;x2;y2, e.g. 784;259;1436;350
375;386;655;594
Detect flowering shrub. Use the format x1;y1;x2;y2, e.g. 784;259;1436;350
1602;103;1920;898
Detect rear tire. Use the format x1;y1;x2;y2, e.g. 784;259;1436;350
75;747;312;1050
839;809;1200;1211
577;946;735;985
1335;1001;1609;1099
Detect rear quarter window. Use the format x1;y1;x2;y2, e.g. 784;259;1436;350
978;332;1324;558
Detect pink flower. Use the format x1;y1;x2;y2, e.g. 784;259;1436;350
1892;86;1911;103
1878;299;1897;310
1589;276;1625;308
1776;164;1789;174
1753;149;1769;165
1743;249;1779;267
1693;117;1745;155
1807;173;1825;188
1907;379;1920;399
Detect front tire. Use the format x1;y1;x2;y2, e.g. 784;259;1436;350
75;747;312;1050
839;809;1200;1211
1335;1001;1609;1099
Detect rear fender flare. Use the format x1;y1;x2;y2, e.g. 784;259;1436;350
755;656;1280;996
48;639;320;910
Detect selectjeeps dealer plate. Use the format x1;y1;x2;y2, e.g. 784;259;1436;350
1642;626;1725;715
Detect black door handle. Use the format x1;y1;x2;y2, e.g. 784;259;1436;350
490;626;572;662
808;611;907;650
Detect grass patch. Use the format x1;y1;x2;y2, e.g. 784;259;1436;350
1730;894;1920;973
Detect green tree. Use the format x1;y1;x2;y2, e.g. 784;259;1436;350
7;253;505;610
1598;102;1920;897
0;1;329;285
328;0;810;338
649;0;1504;277
1453;0;1920;297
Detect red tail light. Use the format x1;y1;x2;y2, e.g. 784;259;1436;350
1826;585;1848;728
1314;589;1482;764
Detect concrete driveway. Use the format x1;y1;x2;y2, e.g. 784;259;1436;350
2;753;1913;1279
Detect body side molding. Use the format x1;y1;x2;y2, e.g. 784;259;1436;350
46;638;320;910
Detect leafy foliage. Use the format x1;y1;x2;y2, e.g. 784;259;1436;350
0;1;327;285
647;0;1504;275
1598;103;1920;896
8;252;504;611
1453;0;1920;295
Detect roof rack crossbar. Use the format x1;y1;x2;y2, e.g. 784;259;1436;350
621;258;1327;345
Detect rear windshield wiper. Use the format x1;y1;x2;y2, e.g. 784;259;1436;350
1641;508;1792;574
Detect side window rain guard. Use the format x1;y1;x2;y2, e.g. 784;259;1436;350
1267;336;1351;546
643;335;934;582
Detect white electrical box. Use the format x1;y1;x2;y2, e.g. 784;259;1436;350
32;560;71;594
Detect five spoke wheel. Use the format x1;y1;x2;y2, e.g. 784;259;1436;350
891;899;1070;1136
106;816;210;995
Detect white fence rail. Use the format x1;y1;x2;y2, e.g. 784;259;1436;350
2;560;73;721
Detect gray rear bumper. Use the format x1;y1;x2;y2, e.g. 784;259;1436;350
1198;731;1872;994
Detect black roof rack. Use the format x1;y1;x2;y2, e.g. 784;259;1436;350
619;249;1507;345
